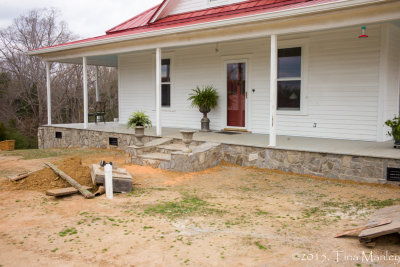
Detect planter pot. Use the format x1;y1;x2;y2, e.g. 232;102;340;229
394;138;400;148
135;126;145;146
180;130;196;153
199;107;211;132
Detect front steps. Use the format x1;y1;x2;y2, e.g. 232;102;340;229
127;137;221;172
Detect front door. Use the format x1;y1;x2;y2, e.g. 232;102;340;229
227;62;246;127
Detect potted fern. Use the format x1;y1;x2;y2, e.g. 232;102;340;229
188;85;219;132
127;111;152;146
385;116;400;148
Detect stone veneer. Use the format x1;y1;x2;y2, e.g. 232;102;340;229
38;126;400;184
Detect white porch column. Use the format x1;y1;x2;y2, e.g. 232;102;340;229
95;66;100;102
46;62;52;125
269;35;278;147
83;56;89;129
156;48;162;136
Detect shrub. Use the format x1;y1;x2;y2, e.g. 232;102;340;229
188;85;219;112
385;116;400;141
127;111;152;129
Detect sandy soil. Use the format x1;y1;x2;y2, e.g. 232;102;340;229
0;149;400;267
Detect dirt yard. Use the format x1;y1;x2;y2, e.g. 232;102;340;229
0;148;400;267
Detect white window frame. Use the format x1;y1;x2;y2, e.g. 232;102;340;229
276;39;309;116
153;52;175;112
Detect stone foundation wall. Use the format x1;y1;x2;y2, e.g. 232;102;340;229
38;126;400;184
220;144;400;184
38;126;157;150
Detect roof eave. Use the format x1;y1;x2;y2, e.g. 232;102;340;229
28;0;386;56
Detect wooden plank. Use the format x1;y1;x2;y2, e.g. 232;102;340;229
46;186;92;197
359;206;400;239
334;219;391;238
8;171;37;182
46;162;95;199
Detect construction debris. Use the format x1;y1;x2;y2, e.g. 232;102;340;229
334;219;392;238
91;164;132;193
8;171;37;182
94;186;105;196
359;205;400;246
46;186;92;197
46;162;95;199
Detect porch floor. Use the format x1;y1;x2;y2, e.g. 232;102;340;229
51;122;399;159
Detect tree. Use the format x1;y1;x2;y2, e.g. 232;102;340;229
0;8;73;129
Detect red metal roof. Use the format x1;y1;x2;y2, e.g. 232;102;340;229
106;4;160;34
108;0;314;34
32;0;339;52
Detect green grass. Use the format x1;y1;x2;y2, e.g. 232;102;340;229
59;227;78;237
254;241;268;250
145;195;222;219
367;198;400;209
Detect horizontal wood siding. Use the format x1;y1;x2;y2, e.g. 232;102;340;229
118;25;384;141
383;24;400;141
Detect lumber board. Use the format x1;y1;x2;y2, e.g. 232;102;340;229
9;171;36;182
335;219;391;238
45;162;95;199
359;206;400;239
46;186;92;197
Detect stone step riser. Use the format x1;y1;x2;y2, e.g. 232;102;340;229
132;157;171;170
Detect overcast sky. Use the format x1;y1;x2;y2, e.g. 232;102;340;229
0;0;162;39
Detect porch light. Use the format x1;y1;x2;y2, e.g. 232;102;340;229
358;26;368;38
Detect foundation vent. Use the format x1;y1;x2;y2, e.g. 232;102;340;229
387;168;400;182
109;137;118;146
55;132;62;139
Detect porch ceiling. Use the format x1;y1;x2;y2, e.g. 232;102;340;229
54;54;118;67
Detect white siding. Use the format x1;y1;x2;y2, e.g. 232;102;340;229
118;25;384;141
383;24;400;141
166;0;246;16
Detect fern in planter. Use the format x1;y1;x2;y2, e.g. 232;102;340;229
385;116;400;144
127;111;152;129
188;85;219;132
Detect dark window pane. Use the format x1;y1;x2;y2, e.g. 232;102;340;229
162;59;170;83
162;84;171;107
278;47;301;78
277;80;301;110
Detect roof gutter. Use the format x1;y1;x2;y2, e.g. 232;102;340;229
28;0;387;56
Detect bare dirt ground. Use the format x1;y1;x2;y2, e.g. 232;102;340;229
0;148;400;267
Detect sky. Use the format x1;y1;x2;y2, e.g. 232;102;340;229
0;0;162;39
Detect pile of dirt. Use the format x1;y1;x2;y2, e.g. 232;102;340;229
11;157;95;192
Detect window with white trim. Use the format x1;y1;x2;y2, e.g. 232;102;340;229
277;47;302;110
161;59;171;108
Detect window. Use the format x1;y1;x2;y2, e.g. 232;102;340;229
277;47;301;110
55;132;62;139
161;59;171;108
109;137;118;146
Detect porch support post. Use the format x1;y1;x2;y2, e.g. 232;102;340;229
269;34;278;147
95;66;100;102
156;48;162;136
46;61;51;125
83;56;89;129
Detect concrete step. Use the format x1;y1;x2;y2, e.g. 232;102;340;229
126;137;173;155
139;152;171;161
132;152;171;169
143;137;173;148
157;143;195;153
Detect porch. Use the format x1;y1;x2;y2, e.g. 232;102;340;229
38;123;400;183
41;122;399;159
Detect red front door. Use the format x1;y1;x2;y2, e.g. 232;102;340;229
227;62;246;127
